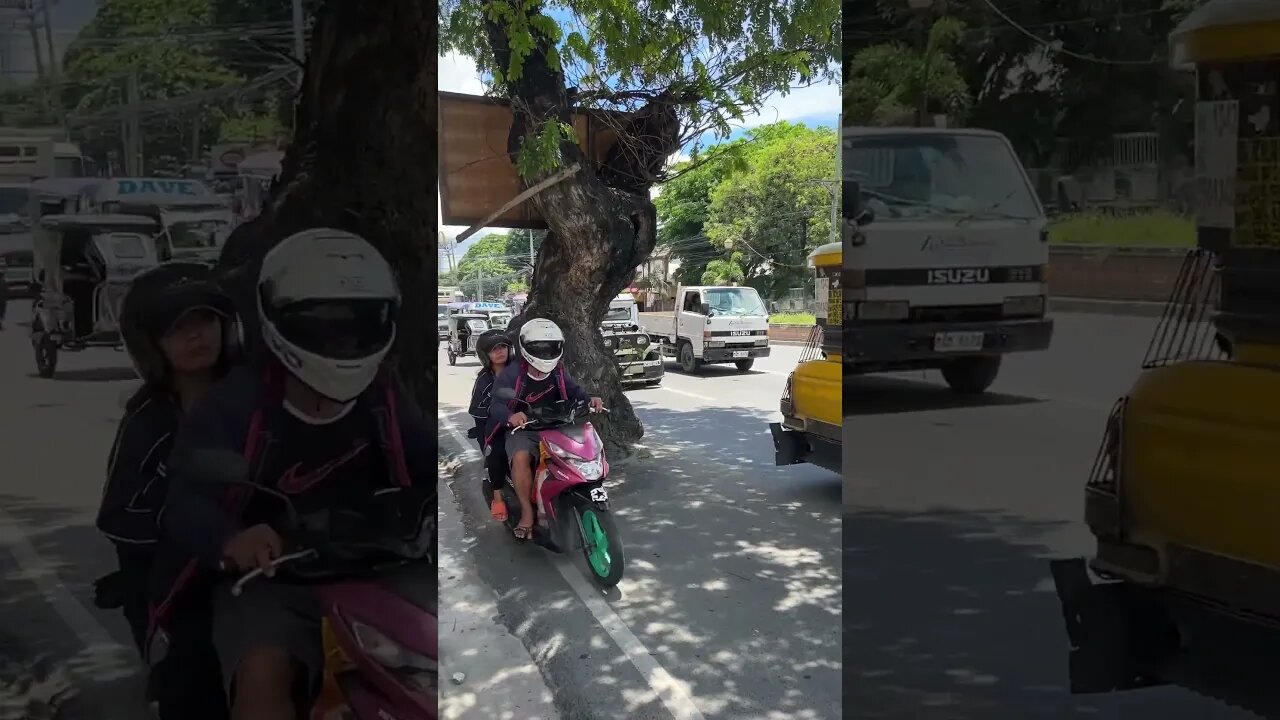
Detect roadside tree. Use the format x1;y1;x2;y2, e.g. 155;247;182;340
441;0;838;452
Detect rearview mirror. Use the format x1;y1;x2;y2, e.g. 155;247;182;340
699;302;712;316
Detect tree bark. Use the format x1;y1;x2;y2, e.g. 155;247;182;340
216;0;436;410
485;9;674;457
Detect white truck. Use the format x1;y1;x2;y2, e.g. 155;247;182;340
843;125;1054;393
0;127;88;181
639;285;772;373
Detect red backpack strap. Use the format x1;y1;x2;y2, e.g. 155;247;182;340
556;365;568;401
380;370;411;487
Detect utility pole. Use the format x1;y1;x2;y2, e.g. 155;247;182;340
125;71;141;175
23;3;43;83
38;0;62;131
291;0;306;77
475;267;482;301
527;229;534;267
191;116;201;164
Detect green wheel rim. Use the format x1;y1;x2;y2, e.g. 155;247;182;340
580;509;613;577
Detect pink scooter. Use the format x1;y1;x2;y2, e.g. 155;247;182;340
490;390;626;587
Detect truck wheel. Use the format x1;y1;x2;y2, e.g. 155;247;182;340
734;359;754;372
678;342;701;374
941;356;1001;395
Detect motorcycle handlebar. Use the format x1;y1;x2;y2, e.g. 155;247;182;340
510;401;608;433
227;549;318;596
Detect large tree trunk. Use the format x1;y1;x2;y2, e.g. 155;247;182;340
485;11;667;457
216;0;436;410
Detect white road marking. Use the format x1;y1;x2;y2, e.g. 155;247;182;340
0;506;136;672
654;385;717;402
439;412;709;720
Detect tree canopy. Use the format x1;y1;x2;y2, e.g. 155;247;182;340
656;121;836;298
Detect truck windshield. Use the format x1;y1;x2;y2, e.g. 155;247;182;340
843;134;1039;221
705;288;767;317
168;219;226;249
438;305;447;319
604;306;632;322
54;156;84;177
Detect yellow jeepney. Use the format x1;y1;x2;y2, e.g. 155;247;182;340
768;241;842;475
1050;2;1280;713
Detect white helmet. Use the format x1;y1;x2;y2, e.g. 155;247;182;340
518;318;564;374
257;228;400;402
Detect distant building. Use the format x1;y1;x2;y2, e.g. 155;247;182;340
0;0;96;88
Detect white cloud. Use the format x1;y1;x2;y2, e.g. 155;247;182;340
439;51;487;94
738;80;841;129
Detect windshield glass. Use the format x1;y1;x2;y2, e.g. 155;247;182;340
54;156;83;177
704;288;767;317
604;306;633;322
843;133;1040;221
437;305;447;319
0;187;30;218
167;219;227;249
489;314;511;329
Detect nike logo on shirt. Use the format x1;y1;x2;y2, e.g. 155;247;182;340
277;440;371;493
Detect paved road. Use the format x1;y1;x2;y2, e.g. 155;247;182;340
0;303;150;719
437;344;842;720
845;312;1255;719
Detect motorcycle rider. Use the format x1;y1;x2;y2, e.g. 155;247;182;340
485;318;603;540
96;261;240;719
151;228;432;720
468;329;514;521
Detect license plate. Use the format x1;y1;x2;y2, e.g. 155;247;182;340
626;365;642;375
933;331;984;352
732;350;748;358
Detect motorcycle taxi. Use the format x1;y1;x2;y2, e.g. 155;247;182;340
29;213;161;378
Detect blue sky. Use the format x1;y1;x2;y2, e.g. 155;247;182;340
438;9;840;268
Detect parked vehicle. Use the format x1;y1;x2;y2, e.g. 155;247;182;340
843;124;1054;393
491;389;624;587
602;292;663;386
29;214;161;377
638;285;771;373
770;242;842;475
437;304;449;341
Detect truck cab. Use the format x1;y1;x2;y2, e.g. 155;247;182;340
844;126;1054;393
640;284;772;373
603;292;663;386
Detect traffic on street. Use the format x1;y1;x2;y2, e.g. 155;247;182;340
437;341;842;720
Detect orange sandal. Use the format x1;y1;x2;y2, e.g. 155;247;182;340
490;498;508;522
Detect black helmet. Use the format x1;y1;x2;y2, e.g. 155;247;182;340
120;261;240;386
475;328;512;371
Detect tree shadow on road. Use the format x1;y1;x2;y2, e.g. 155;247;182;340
845;375;1044;416
0;495;146;718
843;509;1246;720
441;398;842;719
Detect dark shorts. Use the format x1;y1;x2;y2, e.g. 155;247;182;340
211;579;323;699
504;430;540;467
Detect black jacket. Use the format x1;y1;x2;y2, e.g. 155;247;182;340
468;368;497;437
97;386;182;545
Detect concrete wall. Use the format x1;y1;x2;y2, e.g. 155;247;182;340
1048;245;1187;302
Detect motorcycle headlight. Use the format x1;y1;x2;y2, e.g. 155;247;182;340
570;457;604;480
349;619;436;674
637;335;649;346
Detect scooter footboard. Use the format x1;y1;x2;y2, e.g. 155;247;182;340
1048;558;1174;694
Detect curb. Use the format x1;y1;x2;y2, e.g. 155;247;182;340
1050;297;1170;318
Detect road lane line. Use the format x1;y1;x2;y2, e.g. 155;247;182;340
0;506;135;670
653;385;716;402
438;411;709;720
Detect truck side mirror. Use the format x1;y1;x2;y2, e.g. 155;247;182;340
700;302;711;316
855;208;875;227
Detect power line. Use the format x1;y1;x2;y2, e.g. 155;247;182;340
977;0;1165;66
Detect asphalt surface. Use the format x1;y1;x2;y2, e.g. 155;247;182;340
0;302;150;719
844;312;1256;719
437;343;843;720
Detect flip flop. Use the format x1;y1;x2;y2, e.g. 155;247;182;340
490;498;508;522
513;525;533;541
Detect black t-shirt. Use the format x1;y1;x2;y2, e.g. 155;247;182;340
517;370;562;411
244;400;390;533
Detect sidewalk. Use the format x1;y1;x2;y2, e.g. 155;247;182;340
437;476;559;719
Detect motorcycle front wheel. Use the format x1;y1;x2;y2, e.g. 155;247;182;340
575;503;625;588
